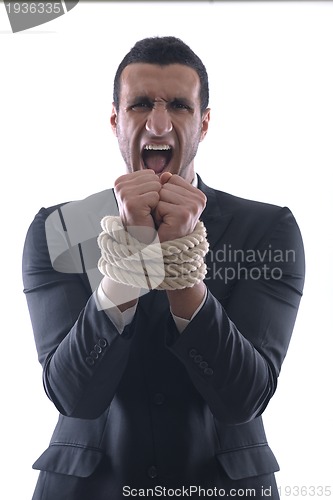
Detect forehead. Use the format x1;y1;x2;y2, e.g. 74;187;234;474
119;63;201;102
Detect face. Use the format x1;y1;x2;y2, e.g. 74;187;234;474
111;63;210;183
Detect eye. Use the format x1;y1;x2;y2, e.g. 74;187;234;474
130;101;153;110
170;100;192;111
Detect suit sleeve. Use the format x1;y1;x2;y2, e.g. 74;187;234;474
22;207;135;419
167;207;305;424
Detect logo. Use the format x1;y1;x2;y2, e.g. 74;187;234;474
44;190;166;307
3;1;79;33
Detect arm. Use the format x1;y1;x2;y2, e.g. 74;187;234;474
22;171;162;420
167;207;305;424
22;207;137;419
166;282;207;320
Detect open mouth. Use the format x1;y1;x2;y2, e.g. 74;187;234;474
142;144;172;174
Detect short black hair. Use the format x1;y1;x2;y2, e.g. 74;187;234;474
113;36;209;115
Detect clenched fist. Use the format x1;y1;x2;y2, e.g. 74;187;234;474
114;169;161;243
154;173;206;242
114;170;206;243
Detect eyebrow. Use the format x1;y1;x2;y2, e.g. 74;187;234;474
128;95;153;104
127;95;195;108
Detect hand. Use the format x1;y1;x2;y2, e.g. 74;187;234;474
153;173;207;243
114;170;161;242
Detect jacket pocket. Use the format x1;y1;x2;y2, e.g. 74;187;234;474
216;444;279;480
33;444;104;478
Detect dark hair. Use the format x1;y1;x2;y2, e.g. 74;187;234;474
113;36;209;114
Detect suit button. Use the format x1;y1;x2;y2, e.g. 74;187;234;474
194;355;203;363
86;357;94;366
90;350;98;359
199;361;208;369
204;367;214;376
153;393;165;405
98;338;108;348
147;465;158;479
189;349;197;358
94;344;102;354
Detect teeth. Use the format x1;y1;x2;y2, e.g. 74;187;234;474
144;144;171;151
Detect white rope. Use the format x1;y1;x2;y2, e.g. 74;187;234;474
97;216;209;290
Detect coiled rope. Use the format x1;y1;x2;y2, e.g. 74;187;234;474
97;216;209;290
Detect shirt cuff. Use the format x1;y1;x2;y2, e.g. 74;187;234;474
171;287;207;334
95;283;137;334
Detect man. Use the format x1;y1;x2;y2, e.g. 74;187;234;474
23;37;305;499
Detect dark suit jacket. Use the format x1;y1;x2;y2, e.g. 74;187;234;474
22;177;305;499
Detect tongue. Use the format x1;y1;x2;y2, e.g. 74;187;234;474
144;151;168;173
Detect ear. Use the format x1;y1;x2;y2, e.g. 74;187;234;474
200;108;210;142
110;103;118;136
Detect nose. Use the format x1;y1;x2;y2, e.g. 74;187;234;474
145;103;173;136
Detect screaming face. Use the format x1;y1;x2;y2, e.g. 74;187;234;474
111;63;210;184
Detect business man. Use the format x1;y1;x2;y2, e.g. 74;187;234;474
23;36;305;499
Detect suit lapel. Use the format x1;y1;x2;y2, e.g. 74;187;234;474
198;176;233;250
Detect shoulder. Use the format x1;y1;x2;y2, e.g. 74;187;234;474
26;188;117;233
198;175;303;252
199;176;283;216
198;174;294;227
23;189;118;269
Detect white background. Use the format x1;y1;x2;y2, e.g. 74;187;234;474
1;1;332;498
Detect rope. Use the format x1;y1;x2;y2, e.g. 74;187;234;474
97;216;209;290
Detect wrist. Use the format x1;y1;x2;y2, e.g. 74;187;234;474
167;282;206;320
101;277;140;312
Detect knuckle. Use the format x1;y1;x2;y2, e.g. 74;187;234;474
114;174;129;188
177;208;190;223
200;191;207;205
114;180;127;199
150;191;160;203
152;181;163;192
